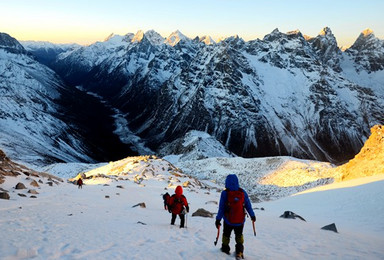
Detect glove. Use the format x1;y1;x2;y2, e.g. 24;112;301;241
251;216;256;222
215;219;221;229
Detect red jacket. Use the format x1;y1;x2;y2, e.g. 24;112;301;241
169;186;188;214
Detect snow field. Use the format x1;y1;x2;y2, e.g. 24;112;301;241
1;170;384;259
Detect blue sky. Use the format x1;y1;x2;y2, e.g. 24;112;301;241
2;0;383;47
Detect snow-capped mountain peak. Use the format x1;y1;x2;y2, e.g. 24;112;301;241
199;35;215;45
319;26;333;36
144;30;165;45
308;26;340;70
345;28;384;72
0;32;26;54
287;29;302;36
350;28;379;50
263;28;283;41
104;33;115;42
165;30;189;46
132;30;144;43
362;28;374;37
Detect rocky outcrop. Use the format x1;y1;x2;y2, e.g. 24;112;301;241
0;149;63;193
334;125;384;181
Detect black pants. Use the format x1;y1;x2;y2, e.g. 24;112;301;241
222;222;244;254
171;213;185;227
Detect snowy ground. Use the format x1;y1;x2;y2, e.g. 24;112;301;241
1;158;384;260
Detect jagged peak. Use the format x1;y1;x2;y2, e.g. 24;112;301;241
263;28;284;41
144;30;165;45
362;28;374;37
271;28;280;34
319;27;333;36
303;34;313;41
287;29;301;36
132;30;145;43
123;33;135;42
349;28;379;50
129;30;165;45
199;35;215;45
104;33;115;42
165;30;190;46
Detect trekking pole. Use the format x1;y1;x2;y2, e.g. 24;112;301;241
252;220;256;236
214;225;220;246
185;212;188;229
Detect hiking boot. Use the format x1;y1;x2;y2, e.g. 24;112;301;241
220;244;230;255
236;252;244;259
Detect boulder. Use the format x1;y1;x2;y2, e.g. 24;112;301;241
192;208;214;218
132;202;146;208
0;192;10;200
321;223;338;233
30;180;40;187
28;189;39;194
280;211;306;221
15;183;26;189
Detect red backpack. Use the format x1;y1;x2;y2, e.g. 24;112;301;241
225;189;245;224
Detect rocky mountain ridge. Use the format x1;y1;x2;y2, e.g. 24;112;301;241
0;32;136;165
49;27;384;163
1;27;383;165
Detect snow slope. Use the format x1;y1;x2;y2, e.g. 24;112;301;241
1;157;383;259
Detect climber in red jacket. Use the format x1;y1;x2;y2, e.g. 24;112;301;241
168;185;189;228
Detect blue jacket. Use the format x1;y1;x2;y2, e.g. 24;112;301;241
216;174;255;226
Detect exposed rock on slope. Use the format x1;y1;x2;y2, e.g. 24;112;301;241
334;125;384;181
0;149;62;180
0;149;62;191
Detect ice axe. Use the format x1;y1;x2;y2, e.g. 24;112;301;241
252;220;256;236
214;225;220;246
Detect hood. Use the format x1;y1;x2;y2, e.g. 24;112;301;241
225;174;239;191
175;185;183;196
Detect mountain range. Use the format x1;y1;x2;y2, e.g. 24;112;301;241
1;27;384;165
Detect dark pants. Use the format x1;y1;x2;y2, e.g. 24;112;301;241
171;213;185;228
222;222;244;254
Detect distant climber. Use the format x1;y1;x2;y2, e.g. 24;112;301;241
77;177;83;189
168;186;189;228
162;192;171;211
215;174;256;259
